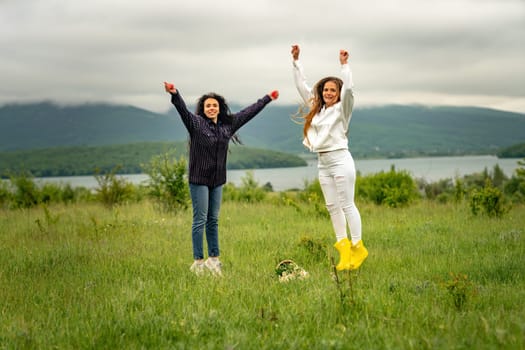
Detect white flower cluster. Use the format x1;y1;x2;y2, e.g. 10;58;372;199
278;268;309;283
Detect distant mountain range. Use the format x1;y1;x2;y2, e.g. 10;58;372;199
1;101;525;158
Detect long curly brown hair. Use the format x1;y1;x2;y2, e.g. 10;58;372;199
195;92;241;144
299;76;343;138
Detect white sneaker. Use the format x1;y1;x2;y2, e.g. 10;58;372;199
204;258;222;276
190;261;205;275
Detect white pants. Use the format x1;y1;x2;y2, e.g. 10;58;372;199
318;149;362;244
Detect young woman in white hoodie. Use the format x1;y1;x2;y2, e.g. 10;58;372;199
291;44;368;271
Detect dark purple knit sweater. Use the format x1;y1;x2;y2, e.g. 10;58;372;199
170;91;272;187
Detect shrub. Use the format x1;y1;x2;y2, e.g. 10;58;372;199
223;171;267;203
142;150;189;212
516;158;525;178
418;177;465;204
357;166;419;207
10;172;40;209
1;173;94;208
53;183;77;204
72;186;96;203
462;164;508;193
491;164;507;188
504;177;525;203
293;179;328;217
38;182;85;204
462;168;490;190
469;178;508;217
420;178;454;201
441;272;477;311
0;180;11;208
277;192;303;213
94;166;135;208
297;235;328;262
503;158;525;203
297;178;324;203
40;182;63;204
454;178;466;203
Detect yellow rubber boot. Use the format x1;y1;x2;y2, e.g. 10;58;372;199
349;240;368;270
333;237;352;271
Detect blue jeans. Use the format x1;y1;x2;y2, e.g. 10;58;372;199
189;183;223;260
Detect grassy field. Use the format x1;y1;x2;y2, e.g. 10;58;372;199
0;199;524;349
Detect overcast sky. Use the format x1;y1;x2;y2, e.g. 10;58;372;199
1;0;524;113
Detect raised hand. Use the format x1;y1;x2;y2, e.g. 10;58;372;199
291;44;300;61
164;82;177;93
339;50;349;65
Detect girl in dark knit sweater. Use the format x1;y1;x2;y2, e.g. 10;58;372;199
164;82;278;275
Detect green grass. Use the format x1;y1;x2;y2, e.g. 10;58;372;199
1;200;524;349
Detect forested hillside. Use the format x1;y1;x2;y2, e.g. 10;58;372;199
1;101;525;157
0;102;184;150
0;142;307;177
497;142;525;158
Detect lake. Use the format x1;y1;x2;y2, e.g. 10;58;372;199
33;155;522;192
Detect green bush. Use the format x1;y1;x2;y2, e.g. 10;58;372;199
297;178;323;203
517;158;525;178
60;183;78;203
72;186;96;203
470;179;508;217
441;272;477;311
357;167;419;207
10;172;40;209
94;166;136;208
504;177;525;203
40;182;64;204
297;235;328;263
0;180;11;208
277;191;303;213
142;150;189;212
491;164;508;188
420;178;454;201
418;177;465;204
454;178;466;203
44;183;95;204
503;158;525;203
1;173;96;208
223;171;267;203
297;179;328;218
462;168;490;190
462;164;509;193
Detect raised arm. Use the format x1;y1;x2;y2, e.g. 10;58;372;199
339;50;353;91
231;93;275;132
164;81;196;133
291;44;312;104
338;50;355;127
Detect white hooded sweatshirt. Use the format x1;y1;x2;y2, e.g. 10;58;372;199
293;59;355;153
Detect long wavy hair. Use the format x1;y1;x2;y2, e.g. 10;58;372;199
298;77;343;138
195;92;242;144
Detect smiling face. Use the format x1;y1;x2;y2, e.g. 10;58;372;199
203;98;220;122
322;81;340;108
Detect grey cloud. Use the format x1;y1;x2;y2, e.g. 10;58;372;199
0;0;523;113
